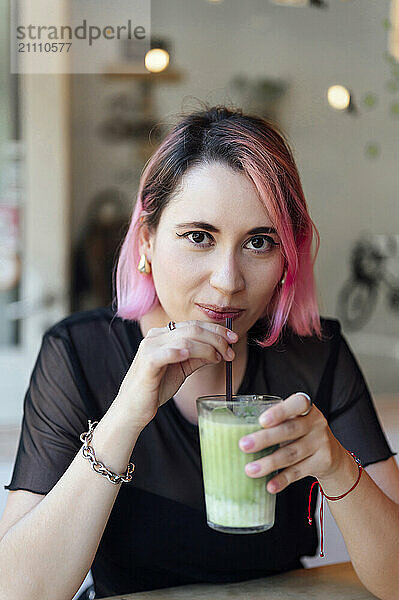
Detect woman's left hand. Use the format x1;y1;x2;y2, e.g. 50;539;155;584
239;393;347;493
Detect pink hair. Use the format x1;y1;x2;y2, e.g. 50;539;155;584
114;105;322;347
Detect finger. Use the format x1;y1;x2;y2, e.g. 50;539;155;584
258;392;312;427
244;438;313;478
144;345;196;372
266;455;315;494
158;320;237;362
155;338;224;368
164;319;238;344
239;417;308;452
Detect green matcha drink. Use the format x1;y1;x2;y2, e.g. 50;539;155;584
197;395;282;534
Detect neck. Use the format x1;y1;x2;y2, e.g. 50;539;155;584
138;305;170;337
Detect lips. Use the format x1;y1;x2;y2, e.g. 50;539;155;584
197;304;244;313
196;304;244;321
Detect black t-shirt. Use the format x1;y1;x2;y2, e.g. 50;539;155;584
4;307;396;598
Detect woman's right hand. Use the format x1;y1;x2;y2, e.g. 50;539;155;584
115;320;238;429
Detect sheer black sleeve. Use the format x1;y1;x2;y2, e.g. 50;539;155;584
4;333;89;494
328;331;397;467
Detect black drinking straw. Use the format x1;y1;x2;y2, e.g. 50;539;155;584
225;317;233;403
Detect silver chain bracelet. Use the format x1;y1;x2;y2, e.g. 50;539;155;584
79;420;135;485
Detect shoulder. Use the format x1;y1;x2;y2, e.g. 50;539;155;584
271;316;344;378
45;306;136;338
46;306;115;338
319;316;342;338
43;306;142;353
281;316;342;351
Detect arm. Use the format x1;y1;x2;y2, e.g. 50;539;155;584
0;398;143;600
365;457;399;504
239;393;399;600
317;453;399;600
0;319;235;600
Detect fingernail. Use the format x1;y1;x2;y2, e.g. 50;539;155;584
268;481;278;493
259;411;273;426
216;352;222;361
227;347;235;359
246;462;260;474
227;330;238;341
239;436;254;450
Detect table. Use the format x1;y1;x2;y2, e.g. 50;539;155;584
103;562;379;599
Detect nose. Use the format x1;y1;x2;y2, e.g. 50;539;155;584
209;250;246;296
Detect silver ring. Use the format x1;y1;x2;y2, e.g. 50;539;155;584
298;392;312;416
167;321;176;331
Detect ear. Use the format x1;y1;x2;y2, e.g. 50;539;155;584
137;222;154;261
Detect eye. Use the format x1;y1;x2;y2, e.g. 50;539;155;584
176;231;213;247
245;235;279;254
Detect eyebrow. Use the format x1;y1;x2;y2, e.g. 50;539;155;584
175;221;278;236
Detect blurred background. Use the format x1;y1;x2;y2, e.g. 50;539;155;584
1;0;399;591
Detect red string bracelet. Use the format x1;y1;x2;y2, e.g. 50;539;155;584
307;451;363;557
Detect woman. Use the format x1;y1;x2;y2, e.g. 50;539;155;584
1;105;398;600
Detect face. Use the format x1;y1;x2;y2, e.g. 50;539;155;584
139;161;285;338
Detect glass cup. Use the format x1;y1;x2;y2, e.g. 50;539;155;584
196;394;282;534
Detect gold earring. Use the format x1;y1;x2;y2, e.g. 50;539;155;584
280;268;287;285
138;254;151;274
